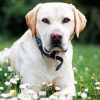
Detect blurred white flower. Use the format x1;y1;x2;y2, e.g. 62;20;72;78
55;87;61;91
14;75;19;78
96;87;100;90
4;73;8;77
10;78;17;84
0;67;2;71
14;77;20;81
39;91;46;96
0;90;16;98
40;98;49;100
5;81;11;86
84;88;88;93
78;92;82;96
91;76;94;79
7;66;14;72
0;86;4;90
81;92;87;99
95;82;100;86
20;83;30;89
74;80;77;85
73;67;78;72
49;95;58;100
18;87;38;100
1;93;10;98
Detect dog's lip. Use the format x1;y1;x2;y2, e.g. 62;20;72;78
44;47;67;53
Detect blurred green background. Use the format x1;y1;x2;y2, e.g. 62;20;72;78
0;0;100;44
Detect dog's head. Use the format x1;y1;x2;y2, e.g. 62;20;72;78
25;3;86;52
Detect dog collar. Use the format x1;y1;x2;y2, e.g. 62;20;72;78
35;35;63;71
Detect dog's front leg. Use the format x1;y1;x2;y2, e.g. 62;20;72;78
59;85;76;100
49;85;76;100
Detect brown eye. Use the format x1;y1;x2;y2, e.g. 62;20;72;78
41;18;50;24
62;17;70;23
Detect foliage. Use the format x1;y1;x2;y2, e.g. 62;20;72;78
0;63;21;97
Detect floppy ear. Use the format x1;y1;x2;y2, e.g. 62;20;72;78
25;4;42;36
70;4;87;37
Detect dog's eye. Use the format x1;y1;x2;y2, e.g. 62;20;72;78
62;17;70;23
41;18;50;24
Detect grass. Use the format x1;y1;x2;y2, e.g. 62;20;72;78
72;42;100;99
73;43;100;80
0;36;100;99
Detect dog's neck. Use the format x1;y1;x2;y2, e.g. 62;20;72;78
35;35;64;71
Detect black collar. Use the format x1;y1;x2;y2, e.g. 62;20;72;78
35;35;63;71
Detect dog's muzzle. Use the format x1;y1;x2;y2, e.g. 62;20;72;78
35;35;66;71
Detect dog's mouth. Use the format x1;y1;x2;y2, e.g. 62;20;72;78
44;46;67;54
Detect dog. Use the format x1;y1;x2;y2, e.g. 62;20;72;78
0;2;86;99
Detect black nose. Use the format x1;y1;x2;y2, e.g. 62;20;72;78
51;31;62;47
51;33;62;41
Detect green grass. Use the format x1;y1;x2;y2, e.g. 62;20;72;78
0;37;100;99
72;43;100;99
73;43;100;80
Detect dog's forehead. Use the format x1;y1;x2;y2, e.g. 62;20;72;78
42;2;70;8
37;3;73;19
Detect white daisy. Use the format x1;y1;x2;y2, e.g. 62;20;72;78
55;87;61;91
0;86;4;90
0;67;2;71
95;82;100;86
49;95;58;100
5;81;11;86
81;92;87;99
73;67;78;72
10;78;17;84
7;66;14;72
39;91;46;96
4;73;8;77
96;87;100;90
84;88;88;93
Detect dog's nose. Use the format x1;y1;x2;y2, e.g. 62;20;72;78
51;30;62;41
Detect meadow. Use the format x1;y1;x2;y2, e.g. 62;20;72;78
0;36;100;100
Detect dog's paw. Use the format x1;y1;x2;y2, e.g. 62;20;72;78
48;92;73;100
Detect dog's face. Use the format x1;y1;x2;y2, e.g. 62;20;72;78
36;3;74;52
26;3;86;52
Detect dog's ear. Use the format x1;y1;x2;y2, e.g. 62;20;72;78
70;4;87;37
25;4;42;36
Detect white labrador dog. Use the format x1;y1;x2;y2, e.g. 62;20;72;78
0;2;86;99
